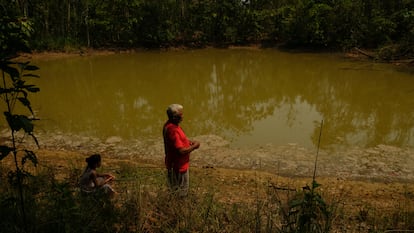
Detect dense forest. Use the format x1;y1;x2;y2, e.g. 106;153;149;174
1;0;414;60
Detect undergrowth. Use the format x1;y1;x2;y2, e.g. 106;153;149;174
1;160;414;233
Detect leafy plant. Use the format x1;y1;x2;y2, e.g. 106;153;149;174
1;21;40;230
0;59;40;232
283;180;332;233
0;6;41;231
275;120;333;233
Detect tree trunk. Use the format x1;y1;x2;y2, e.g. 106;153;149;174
17;0;28;17
67;0;71;34
85;2;90;47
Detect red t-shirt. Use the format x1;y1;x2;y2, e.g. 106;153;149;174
163;121;191;173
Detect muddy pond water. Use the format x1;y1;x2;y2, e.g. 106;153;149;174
5;48;414;180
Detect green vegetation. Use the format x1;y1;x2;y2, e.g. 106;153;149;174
1;4;41;232
1;0;414;60
0;59;40;233
1;158;414;233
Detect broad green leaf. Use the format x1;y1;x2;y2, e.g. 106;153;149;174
24;65;39;71
0;145;12;160
18;97;30;107
17;115;34;133
17;97;34;114
4;112;21;131
22;73;40;78
4;113;34;133
0;88;14;94
25;86;40;93
1;65;19;79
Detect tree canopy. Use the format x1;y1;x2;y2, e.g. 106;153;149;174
1;0;414;59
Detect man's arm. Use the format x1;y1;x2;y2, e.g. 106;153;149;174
178;140;200;155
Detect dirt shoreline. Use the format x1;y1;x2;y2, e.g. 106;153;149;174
15;46;370;61
3;129;413;184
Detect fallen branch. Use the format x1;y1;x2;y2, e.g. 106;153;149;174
354;47;376;59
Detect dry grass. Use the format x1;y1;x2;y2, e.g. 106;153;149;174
2;148;414;232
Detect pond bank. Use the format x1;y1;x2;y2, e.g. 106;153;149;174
4;129;414;184
15;46;367;62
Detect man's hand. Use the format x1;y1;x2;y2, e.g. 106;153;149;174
190;141;200;150
179;141;201;154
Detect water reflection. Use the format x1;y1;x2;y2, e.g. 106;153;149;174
27;49;414;150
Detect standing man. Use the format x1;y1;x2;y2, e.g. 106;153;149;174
163;104;200;196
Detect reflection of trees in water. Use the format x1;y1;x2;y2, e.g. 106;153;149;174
181;51;414;148
34;51;414;148
186;50;285;137
301;65;414;148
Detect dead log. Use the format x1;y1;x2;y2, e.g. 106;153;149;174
354;47;376;59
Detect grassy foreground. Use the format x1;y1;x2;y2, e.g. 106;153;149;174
1;149;414;233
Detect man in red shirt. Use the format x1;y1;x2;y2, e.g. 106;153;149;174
163;104;200;196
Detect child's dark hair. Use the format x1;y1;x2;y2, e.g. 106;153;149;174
86;154;101;167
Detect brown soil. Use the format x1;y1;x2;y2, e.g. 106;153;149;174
16;48;122;61
16;46;364;61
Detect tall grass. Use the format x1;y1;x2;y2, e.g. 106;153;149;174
1;160;414;233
